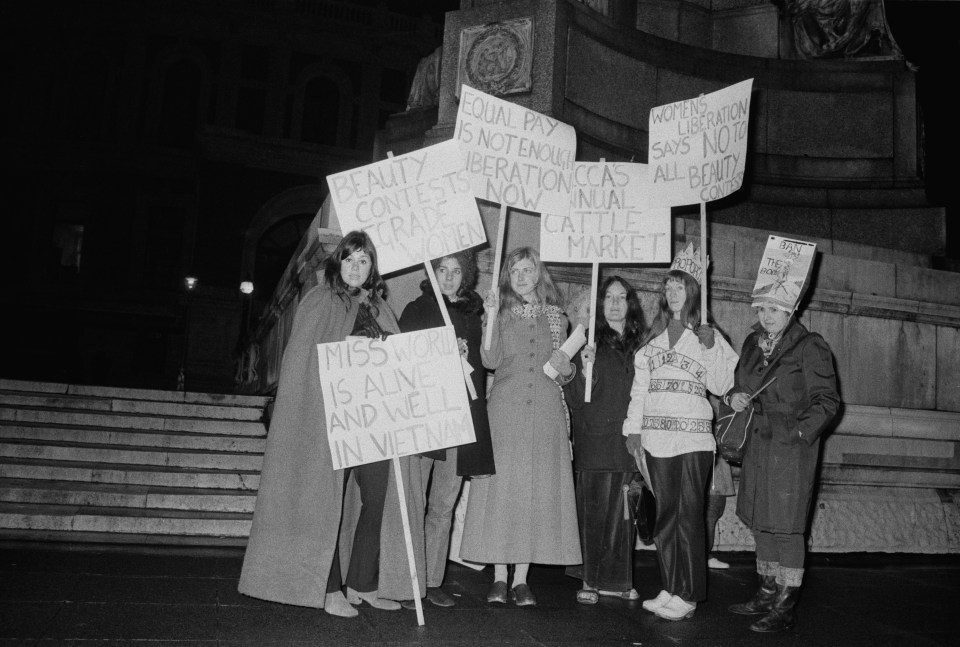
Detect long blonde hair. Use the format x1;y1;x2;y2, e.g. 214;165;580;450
497;247;564;315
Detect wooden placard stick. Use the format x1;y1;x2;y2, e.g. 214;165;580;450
483;203;508;350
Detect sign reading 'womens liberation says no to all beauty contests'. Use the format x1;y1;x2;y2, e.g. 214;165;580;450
326;140;486;274
647;78;753;208
454;85;577;215
539;161;671;264
317;327;476;470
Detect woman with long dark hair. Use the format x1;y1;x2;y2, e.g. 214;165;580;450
397;248;494;607
564;276;646;604
623;262;738;621
460;246;581;607
239;230;426;618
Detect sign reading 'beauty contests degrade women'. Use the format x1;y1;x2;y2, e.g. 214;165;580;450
454;85;576;215
318;327;476;470
752;235;817;312
326;140;486;274
539;161;671;263
647;78;754;208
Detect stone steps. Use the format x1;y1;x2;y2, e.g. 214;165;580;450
0;379;269;546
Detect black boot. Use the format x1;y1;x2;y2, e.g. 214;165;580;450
750;584;799;632
728;574;777;615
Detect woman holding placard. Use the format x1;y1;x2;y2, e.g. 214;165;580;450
461;246;581;607
397;249;494;607
239;230;425;618
623;246;738;621
724;299;839;632
563;276;645;605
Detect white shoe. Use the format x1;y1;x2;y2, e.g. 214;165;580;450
642;590;672;613
708;557;730;569
346;587;401;611
655;595;696;621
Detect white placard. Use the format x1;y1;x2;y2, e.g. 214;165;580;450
318;327;476;470
326;140;486;274
751;235;817;312
454;85;576;215
539;161;671;263
647;78;754;208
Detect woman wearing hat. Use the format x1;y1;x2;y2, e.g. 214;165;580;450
725;297;840;632
623;245;738;621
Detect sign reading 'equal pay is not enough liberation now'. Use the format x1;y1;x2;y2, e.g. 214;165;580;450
326;140;486;275
454;85;576;215
317;327;476;470
539;161;671;264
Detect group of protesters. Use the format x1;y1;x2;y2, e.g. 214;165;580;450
237;228;840;635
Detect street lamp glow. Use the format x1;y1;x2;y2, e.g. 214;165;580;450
184;276;198;290
239;280;254;295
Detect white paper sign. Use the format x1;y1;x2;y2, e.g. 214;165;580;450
318;327;476;470
454;85;576;215
539;161;671;263
647;78;754;208
326;140;486;274
751;235;817;312
543;324;587;379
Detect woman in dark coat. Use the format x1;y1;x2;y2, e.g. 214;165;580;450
398;249;494;607
725;303;840;633
563;276;645;604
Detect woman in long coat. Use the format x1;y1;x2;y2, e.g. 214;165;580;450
725;303;839;633
461;246;581;607
564;276;645;604
398;249;494;607
238;231;426;617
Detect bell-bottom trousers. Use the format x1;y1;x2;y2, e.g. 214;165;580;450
647;451;712;602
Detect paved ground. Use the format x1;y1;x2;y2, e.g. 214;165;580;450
1;543;957;646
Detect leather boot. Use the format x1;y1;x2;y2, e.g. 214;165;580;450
728;574;777;615
750;584;799;632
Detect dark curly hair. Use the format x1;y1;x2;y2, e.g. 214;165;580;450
323;230;387;308
431;249;478;298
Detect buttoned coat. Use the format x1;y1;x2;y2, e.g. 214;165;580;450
564;342;637;472
397;283;494;476
734;319;841;534
460;308;581;565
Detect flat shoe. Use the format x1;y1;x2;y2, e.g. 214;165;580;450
655;595;696;621
642;590;672;613
345;587;401;611
510;583;537;607
576;588;599;605
400;598;419;610
598;588;639;600
487;580;508;604
324;591;358;618
426;587;455;607
708;557;730;569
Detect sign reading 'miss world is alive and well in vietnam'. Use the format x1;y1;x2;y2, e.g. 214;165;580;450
326;140;486;274
454;85;576;215
318;327;476;470
539;161;671;264
647;78;754;208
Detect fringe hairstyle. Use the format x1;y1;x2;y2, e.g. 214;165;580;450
323;230;387;310
640;269;702;347
496;247;564;315
431;248;478;298
594;275;645;356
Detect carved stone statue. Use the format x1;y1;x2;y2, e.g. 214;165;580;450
774;0;903;58
406;46;441;110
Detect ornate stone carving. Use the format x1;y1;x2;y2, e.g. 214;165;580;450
457;17;533;97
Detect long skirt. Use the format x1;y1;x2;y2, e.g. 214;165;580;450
566;471;640;591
